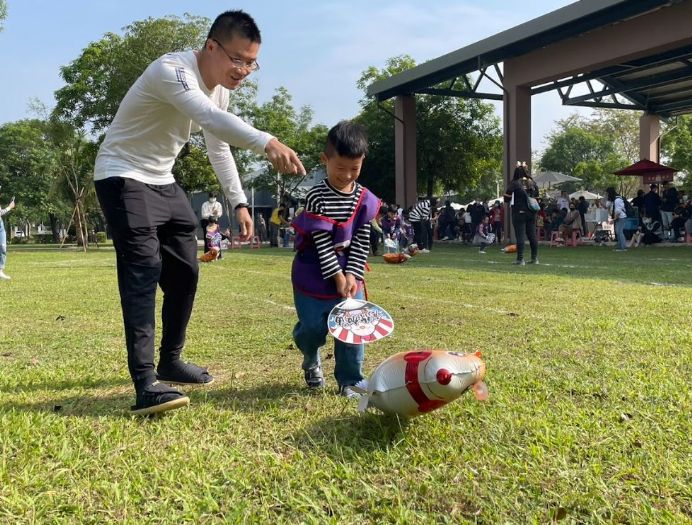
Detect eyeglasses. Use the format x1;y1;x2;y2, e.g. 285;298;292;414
212;38;260;72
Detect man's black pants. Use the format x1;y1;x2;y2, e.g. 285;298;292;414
96;177;199;390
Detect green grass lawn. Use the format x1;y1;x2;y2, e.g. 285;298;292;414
1;243;690;524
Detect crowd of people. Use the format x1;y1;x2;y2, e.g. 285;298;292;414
368;181;692;257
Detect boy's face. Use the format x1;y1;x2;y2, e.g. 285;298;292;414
321;152;364;192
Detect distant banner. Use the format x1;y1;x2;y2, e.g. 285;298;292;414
643;173;674;184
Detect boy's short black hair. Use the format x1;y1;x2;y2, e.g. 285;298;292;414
325;120;368;158
208;10;261;44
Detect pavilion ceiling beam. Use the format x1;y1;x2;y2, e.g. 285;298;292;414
414;88;503;100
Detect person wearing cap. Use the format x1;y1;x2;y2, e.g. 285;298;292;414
93;10;306;416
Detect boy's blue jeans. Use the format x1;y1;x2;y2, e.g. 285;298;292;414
293;288;365;387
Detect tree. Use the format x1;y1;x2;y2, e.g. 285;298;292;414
245;87;328;203
0;0;7;31
0;120;62;238
539;115;639;195
45;121;100;248
661;115;692;192
53;14;210;132
355;56;502;204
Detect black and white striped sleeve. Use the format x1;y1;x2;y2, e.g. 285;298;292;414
312;230;341;279
345;223;371;279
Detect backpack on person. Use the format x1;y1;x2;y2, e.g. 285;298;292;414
619;195;635;218
614;195;635;218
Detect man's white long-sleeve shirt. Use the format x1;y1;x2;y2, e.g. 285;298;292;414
94;50;274;209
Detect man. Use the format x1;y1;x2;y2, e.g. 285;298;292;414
94;10;305;415
409;196;435;252
643;184;662;223
557;191;569;213
660;181;679;241
269;203;287;247
200;192;223;252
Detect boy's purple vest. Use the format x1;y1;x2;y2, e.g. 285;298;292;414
291;188;380;299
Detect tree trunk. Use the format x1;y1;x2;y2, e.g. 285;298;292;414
75;201;88;251
49;213;60;243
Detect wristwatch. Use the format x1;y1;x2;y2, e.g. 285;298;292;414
235;203;250;211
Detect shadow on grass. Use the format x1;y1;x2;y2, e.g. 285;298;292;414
199;381;306;411
0;376;130;394
294;411;410;454
0;391;134;418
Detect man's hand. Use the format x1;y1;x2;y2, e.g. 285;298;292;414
235;207;254;241
265;138;306;175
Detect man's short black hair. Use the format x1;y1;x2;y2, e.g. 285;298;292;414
325;120;368;158
208;10;261;44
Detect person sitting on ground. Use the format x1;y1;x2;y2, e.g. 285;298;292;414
671;204;687;241
381;204;402;253
473;215;494;254
641;215;663;245
559;203;583;241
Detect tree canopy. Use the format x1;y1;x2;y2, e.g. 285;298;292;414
53;14;210;131
0;0;7;31
355;56;502;204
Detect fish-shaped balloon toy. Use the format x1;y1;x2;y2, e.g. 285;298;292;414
357;350;488;417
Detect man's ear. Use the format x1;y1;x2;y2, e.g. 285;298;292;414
320;152;328;165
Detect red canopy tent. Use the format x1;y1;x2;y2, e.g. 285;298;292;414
614;159;678;185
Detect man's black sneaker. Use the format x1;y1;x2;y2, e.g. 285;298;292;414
131;381;190;416
528;258;539;264
156;360;214;386
304;366;325;389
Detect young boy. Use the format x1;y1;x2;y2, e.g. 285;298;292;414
291;121;380;398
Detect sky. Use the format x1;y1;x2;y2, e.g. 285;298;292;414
0;0;588;153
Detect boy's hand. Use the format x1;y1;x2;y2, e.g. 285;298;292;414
7;199;15;210
334;272;349;298
265;138;306;175
345;273;358;298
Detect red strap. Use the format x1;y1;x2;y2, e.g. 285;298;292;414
403;351;446;413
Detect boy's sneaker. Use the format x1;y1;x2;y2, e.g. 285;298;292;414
304;366;325;389
479;250;486;254
339;385;363;399
512;260;526;266
0;270;10;280
419;249;430;253
528;258;539;264
156;360;214;386
131;381;190;416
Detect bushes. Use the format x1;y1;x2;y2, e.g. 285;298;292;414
34;234;55;244
96;231;107;244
